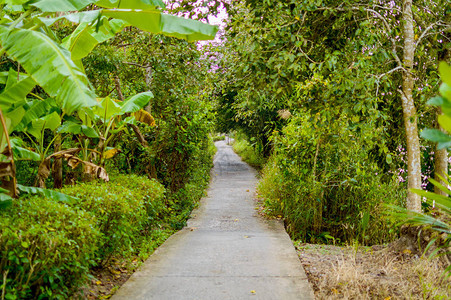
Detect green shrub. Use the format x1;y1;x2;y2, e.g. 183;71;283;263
61;174;166;264
212;135;225;142
258;112;405;245
232;133;266;169
0;196;99;299
167;138;216;229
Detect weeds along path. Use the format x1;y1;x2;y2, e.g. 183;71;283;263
112;141;314;299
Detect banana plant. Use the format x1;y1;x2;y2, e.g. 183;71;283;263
0;0;218;196
74;91;154;166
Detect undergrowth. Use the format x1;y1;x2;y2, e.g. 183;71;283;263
231;132;266;170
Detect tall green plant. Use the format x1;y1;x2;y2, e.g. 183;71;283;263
390;62;451;277
0;0;218;196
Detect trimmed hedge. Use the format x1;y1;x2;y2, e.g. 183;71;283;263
0;197;99;299
0;174;166;299
61;174;166;264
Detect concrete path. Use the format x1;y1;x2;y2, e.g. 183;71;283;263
112;141;314;300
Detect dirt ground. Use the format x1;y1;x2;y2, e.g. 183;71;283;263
72;258;139;299
296;242;450;299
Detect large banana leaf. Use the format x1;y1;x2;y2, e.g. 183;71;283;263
12;145;41;161
15;98;57;132
9;136;40;161
0;0;28;5
57;120;99;138
0;26;98;114
30;0;95;12
0;69;36;111
0;71;28;84
62;18;127;61
0;192;12;209
96;0;165;10
94;96;121;121
40;9;218;42
17;184;79;203
103;9;218;41
120;91;153;114
38;10;101;27
27;111;61;140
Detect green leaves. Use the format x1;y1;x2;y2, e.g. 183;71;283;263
27;111;61;140
94;96;121;121
120;91;153;114
62;18;128;61
57;120;99;138
30;0;95;12
102;9;218;41
39;9;218;42
17;184;79;203
420;129;451;149
0;27;97;114
95;0;166;10
0;69;36;111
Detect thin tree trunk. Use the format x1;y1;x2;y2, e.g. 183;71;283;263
401;0;422;212
114;75;124;101
0;109;17;197
52;134;63;189
129;124;149;147
114;72;149;147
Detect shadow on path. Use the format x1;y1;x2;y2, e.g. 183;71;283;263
112;141;314;300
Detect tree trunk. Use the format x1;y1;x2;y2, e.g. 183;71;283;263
52;134;63;189
401;0;422;212
0;109;17;197
128;124;149;147
435;107;448;196
114;75;124;101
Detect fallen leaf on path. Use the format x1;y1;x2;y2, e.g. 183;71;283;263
250;290;256;294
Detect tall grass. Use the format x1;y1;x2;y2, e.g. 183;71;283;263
231;132;266;169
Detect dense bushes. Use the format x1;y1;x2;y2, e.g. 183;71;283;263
0;174;167;299
61;174;166;265
258;112;406;245
0;197;99;299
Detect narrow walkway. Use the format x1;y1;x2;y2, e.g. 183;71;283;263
112;141;314;299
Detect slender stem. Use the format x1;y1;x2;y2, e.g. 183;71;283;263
28;24;41;31
23;131;40;156
0;108;17;197
43;133;60;159
30;93;45;101
8;9;33;30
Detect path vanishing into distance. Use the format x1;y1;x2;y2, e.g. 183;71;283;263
112;141;315;300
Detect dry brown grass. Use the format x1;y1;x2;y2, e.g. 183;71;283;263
296;242;450;299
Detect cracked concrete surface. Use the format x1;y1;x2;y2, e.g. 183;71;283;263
112;141;314;300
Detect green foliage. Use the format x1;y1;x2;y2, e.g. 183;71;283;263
167;137;216;230
258;110;406;244
232;132;266;169
391;63;451;277
212;135;225;142
0;196;99;299
61;174;166;264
